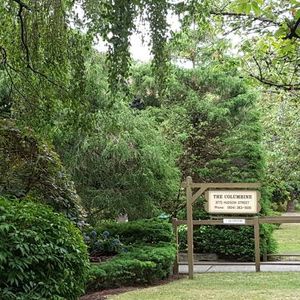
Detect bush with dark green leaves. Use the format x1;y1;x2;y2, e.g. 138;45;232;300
0;197;90;300
0;119;81;219
178;224;277;261
86;220;176;291
88;243;176;291
84;230;124;257
87;219;174;245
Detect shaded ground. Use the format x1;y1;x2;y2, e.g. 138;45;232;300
80;275;184;300
81;287;137;300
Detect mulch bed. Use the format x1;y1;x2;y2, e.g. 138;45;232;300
80;275;185;300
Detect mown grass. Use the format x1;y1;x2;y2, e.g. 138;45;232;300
109;273;300;300
273;223;300;254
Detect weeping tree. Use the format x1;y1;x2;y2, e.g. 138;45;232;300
0;0;182;148
0;0;89;136
82;0;171;95
62;103;180;222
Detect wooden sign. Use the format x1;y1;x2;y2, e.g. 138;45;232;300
205;190;260;214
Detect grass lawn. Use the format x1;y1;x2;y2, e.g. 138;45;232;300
273;223;300;254
109;273;300;300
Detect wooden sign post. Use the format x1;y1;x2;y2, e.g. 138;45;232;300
183;176;261;279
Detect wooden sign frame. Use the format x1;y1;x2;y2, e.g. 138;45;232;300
182;176;261;279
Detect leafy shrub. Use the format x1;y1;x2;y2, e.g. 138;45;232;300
86;219;176;291
0;119;81;218
0;197;90;300
179;224;277;261
88;244;176;291
90;219;174;245
84;230;124;257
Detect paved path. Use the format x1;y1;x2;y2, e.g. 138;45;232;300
179;262;300;273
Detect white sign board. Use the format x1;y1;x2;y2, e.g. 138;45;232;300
205;190;260;214
223;218;246;225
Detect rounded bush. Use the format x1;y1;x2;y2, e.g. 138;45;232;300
0;119;81;219
86;220;176;291
0;197;89;300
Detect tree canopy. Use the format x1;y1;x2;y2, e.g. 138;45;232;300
0;0;299;219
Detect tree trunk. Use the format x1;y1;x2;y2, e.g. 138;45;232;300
287;200;295;212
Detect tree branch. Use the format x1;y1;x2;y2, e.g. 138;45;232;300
284;18;300;40
13;0;68;91
210;11;281;27
0;45;7;65
252;56;263;80
12;0;32;11
212;10;300;41
16;0;31;66
249;73;300;91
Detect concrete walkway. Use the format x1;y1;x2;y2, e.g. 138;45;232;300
179;262;300;273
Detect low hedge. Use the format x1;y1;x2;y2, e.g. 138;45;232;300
88;243;176;291
85;220;176;291
179;224;276;261
0;197;90;300
88;219;174;245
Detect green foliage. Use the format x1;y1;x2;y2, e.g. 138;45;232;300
259;93;300;211
0;0;84;132
0;197;89;300
86;219;175;290
83;0;171;93
105;0;135;92
206;0;300;90
88;244;175;291
179;224;276;261
58;99;180;222
89;219;174;245
132;66;275;259
166;68;264;184
0;119;81;218
147;0;169;96
84;230;124;257
132;66;265;185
